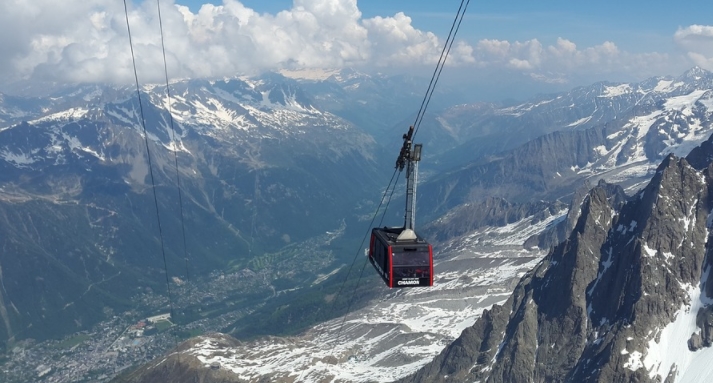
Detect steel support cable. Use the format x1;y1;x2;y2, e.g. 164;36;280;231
155;0;191;284
295;168;399;383
123;0;176;325
331;171;402;348
249;170;259;258
411;0;468;138
413;0;471;141
328;168;399;319
327;0;471;361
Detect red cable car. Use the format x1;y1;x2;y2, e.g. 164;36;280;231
369;126;434;288
369;227;433;288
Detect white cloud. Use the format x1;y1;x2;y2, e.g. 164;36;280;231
674;25;713;71
0;0;475;85
0;0;705;88
470;37;677;83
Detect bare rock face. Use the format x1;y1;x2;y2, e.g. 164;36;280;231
424;197;564;242
536;179;627;250
401;139;713;382
696;305;713;347
688;332;703;351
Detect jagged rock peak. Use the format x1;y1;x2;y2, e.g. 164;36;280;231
681;66;711;80
402;150;713;382
536;180;626;250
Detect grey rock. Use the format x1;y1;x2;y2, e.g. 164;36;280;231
696;305;713;347
402;138;713;382
688;332;703;351
423;197;565;242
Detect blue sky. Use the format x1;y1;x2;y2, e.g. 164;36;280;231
176;0;712;54
1;0;712;99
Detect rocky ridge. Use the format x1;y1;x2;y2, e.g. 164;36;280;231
99;68;713;383
5;68;713;381
401;136;713;382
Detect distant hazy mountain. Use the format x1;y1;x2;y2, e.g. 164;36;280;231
416;67;713;166
284;67;464;141
418;67;713;229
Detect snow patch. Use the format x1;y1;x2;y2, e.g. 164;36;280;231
588;247;614;297
567;116;592;127
106;109;136;126
623;351;644;371
654;80;674;92
643;275;713;382
629;221;638;232
643;244;657;258
601;84;632;97
30;107;88;123
631;111;664;140
593;145;608;156
1;149;37;166
448;209;568;249
162;140;191;154
664;90;709;111
63;133;105;161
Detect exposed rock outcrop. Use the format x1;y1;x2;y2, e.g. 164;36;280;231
402;146;713;382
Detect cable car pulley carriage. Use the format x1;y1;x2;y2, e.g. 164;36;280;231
369;126;433;288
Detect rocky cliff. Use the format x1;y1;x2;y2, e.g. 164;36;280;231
401;137;713;382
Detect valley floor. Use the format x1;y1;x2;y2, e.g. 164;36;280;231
0;212;557;383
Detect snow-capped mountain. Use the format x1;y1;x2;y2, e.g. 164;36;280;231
0;73;385;346
419;66;713;167
0;74;363;170
417;67;713;223
6;68;713;382
286;68;463;141
108;68;713;383
402;134;713;383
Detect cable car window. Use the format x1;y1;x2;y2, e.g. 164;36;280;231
394;266;430;279
392;250;430;267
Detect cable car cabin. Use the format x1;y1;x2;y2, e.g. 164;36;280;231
369;227;433;288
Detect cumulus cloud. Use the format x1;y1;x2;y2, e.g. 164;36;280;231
0;0;704;88
0;0;475;85
471;37;672;83
674;25;713;71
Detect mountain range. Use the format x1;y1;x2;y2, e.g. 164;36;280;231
3;67;713;382
0;72;386;348
402;134;713;383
